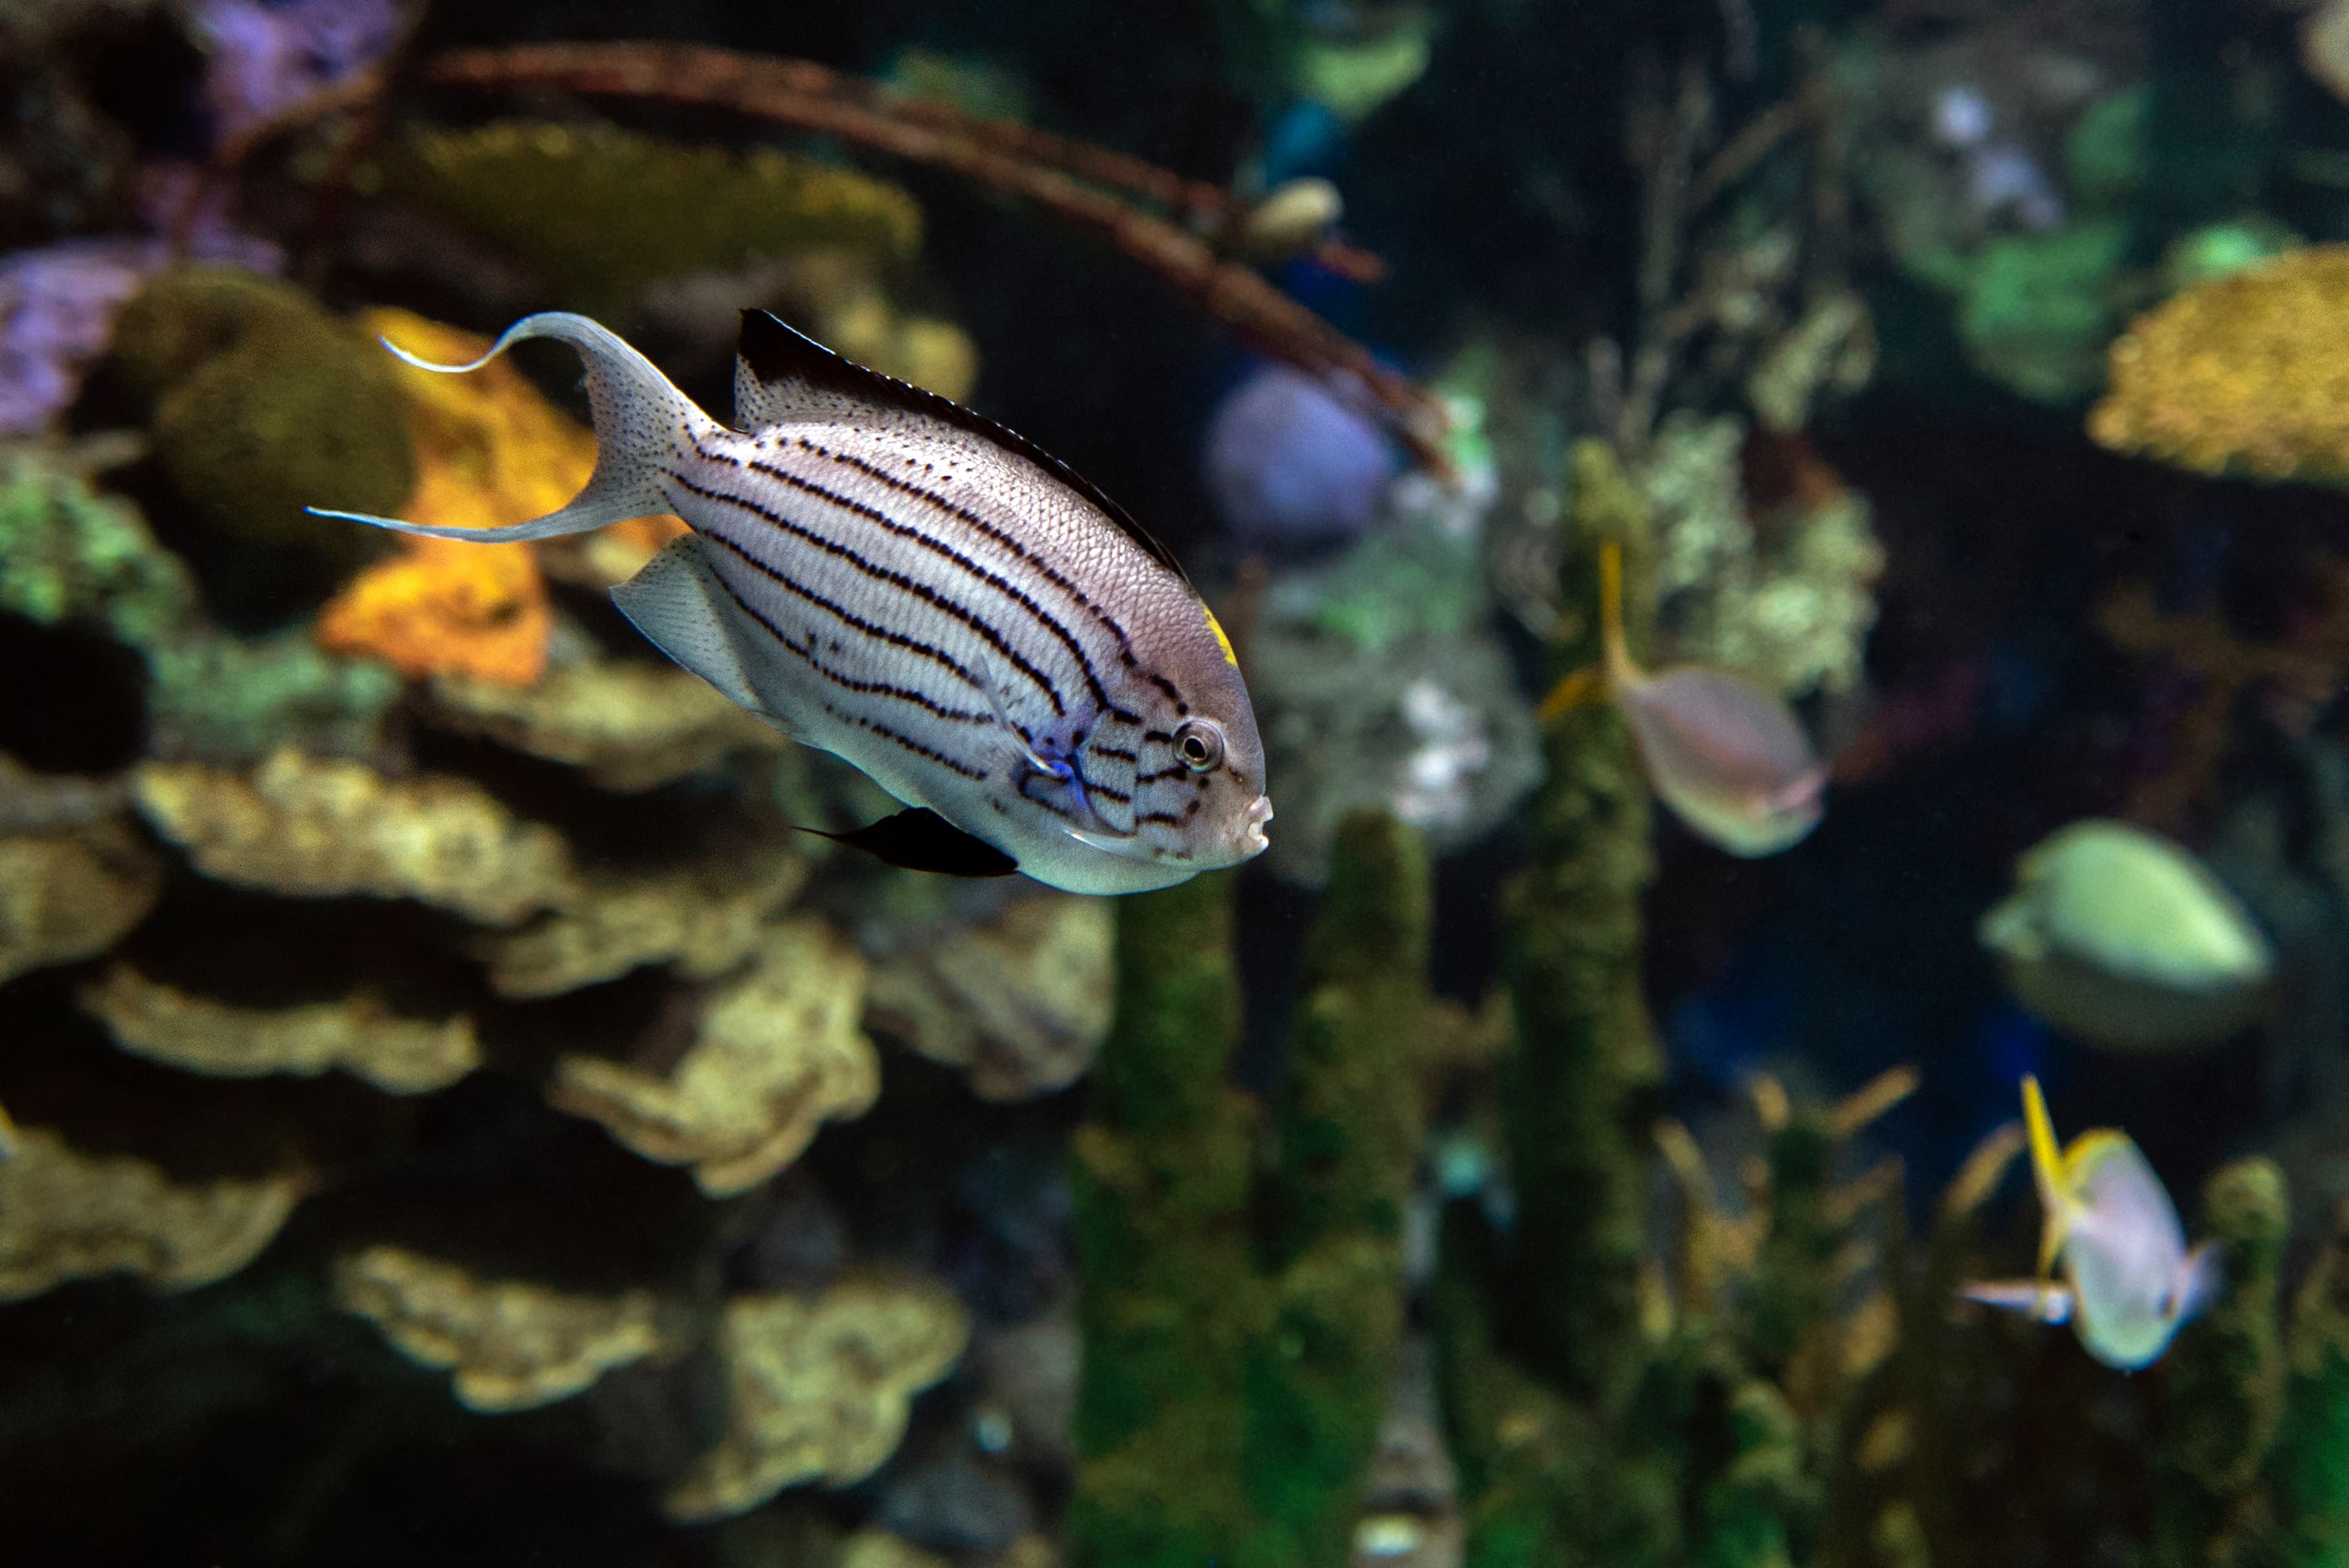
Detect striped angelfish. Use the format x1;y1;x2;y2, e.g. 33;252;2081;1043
313;309;1271;895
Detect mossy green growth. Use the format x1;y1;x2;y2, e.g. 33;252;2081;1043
1499;438;1663;1404
1069;814;1431;1568
1958;218;2131;405
1067;870;1259;1568
0;443;396;760
0;444;196;645
2065;86;2151;213
109;268;414;563
1248;811;1429;1566
384;122;924;319
2156;1158;2288;1568
2279;1203;2349;1568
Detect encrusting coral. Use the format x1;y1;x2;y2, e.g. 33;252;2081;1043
665;1276;970;1522
384;121;924;319
864;892;1115;1102
130;748;580;926
80;964;481;1093
333;1244;665;1413
426;661;782;793
0;1118;304;1301
2090;245;2349;485
480;850;809;1001
547;920;878;1197
0;818;161;984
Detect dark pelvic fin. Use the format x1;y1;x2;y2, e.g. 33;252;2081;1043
802;808;1019;878
735;308;1182;576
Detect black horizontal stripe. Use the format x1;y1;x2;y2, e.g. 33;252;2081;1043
692;546;991;726
1093;746;1138;765
826;704;990;781
750;442;1132;724
674;486;990;699
674;468;1068;719
800;440;1139;650
1134;764;1193;785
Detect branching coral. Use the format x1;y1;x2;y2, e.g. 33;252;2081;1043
864;893;1114;1102
666;1276;970;1522
0;1120;304;1301
0;819;161;984
333;1244;664;1413
547;921;877;1197
131;748;580;924
81;964;481;1093
2090;246;2349;483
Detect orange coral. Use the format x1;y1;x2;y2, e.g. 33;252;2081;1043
2088;246;2349;484
315;309;683;685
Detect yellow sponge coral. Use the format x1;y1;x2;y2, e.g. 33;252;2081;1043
2089;245;2349;483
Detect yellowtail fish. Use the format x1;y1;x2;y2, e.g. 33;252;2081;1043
313;310;1271;894
1959;1075;2221;1370
1538;541;1825;856
1978;819;2274;1050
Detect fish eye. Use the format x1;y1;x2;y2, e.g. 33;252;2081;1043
1173;718;1225;773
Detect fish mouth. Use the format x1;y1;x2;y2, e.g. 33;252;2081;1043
1237;795;1273;857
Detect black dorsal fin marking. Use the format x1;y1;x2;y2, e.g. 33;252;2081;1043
799;808;1019;877
737;308;1182;576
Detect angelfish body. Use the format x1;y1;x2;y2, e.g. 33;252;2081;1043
314;310;1271;895
1543;542;1825;856
1959;1075;2220;1370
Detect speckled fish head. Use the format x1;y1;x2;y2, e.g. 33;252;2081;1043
1084;581;1269;874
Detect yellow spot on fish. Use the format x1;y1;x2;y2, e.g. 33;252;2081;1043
1203;602;1239;667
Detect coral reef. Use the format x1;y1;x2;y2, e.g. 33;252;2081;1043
0;1121;303;1301
334;1244;664;1413
547;921;878;1197
667;1277;970;1522
865;892;1115;1102
81;964;480;1092
480;850;807;1001
2089;245;2349;485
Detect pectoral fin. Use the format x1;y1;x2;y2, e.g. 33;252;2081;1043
803;809;1019;877
611;536;785;731
1960;1279;2076;1325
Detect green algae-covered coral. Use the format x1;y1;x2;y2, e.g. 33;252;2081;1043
1068;810;1429;1568
0;445;398;760
109;267;414;563
384;121;924;318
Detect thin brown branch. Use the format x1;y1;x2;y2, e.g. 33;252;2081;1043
165;67;383;258
423;43;1444;469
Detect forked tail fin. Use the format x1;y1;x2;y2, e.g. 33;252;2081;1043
308;312;710;542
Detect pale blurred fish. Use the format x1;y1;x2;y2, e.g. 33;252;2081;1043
313;310;1271;894
1979;819;2274;1050
1540;541;1825;856
1960;1075;2221;1370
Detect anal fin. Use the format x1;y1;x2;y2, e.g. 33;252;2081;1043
611;536;787;732
804;808;1018;877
